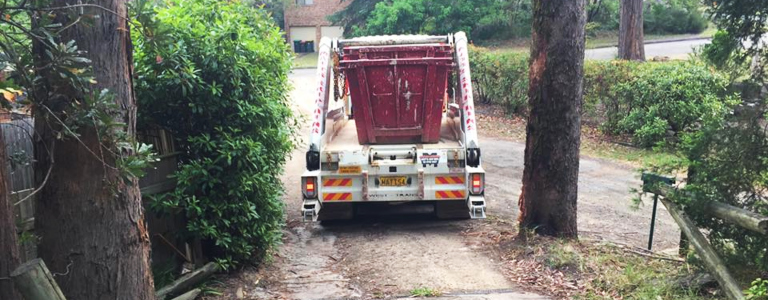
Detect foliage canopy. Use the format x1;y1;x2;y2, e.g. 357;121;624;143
330;0;705;41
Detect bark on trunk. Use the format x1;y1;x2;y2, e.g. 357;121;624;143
0;125;22;300
519;0;586;238
31;0;155;299
618;0;645;61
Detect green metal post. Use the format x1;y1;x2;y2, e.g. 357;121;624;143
648;194;659;250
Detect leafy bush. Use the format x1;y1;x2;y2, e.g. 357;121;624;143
351;0;524;40
652;108;768;274
469;47;529;114
587;0;707;34
747;278;768;300
644;2;708;34
582;60;637;126
587;0;620;31
681;113;768;272
612;62;737;146
701;30;751;81
132;0;296;268
470;48;736;147
358;0;426;36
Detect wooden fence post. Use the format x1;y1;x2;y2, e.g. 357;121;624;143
661;198;745;300
10;258;67;300
156;262;219;299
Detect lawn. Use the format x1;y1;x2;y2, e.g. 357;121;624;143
478;26;717;54
293;52;318;69
586;26;717;49
476;105;681;168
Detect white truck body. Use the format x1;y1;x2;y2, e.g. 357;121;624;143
301;33;485;221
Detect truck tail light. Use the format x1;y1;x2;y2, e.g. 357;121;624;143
303;177;317;199
470;173;484;195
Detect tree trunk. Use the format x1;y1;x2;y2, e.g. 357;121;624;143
0;125;22;300
618;0;645;61
31;0;156;299
518;0;586;238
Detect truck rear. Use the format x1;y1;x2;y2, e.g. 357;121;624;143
300;32;485;221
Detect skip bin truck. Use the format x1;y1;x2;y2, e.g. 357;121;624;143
301;32;485;221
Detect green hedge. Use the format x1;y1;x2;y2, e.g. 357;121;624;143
470;47;736;147
133;0;296;268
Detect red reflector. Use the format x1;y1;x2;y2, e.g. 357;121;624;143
306;178;315;192
470;173;484;195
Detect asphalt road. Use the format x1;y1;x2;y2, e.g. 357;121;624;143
585;38;711;60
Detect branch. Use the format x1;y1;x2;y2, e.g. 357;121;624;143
0;18;45;41
2;3;134;24
2;119;56;206
41;105;119;171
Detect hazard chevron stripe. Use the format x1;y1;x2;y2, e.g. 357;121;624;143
435;176;465;184
323;193;352;201
323;178;353;187
435;190;466;199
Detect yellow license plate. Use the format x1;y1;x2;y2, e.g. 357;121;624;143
380;176;408;187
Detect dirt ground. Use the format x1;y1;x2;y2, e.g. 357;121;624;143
207;69;680;300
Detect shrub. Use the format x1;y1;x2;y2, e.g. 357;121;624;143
612;61;737;147
469;48;736;147
645;2;708;34
747;278;768;299
469;47;529;114
352;0;525;40
582;60;637;126
655;108;768;274
701;30;751;81
132;0;296;268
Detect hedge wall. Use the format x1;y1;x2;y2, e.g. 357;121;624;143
470;47;737;147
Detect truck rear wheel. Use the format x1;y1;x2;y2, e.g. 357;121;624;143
435;200;470;220
318;202;354;221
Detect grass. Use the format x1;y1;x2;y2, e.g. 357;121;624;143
545;241;582;270
586;26;717;49
293;52;318;69
481;27;717;54
409;286;442;297
579;138;682;168
477;105;682;168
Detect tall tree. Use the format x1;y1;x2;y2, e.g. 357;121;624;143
328;0;384;36
0;125;21;300
618;0;645;61
30;0;156;298
518;0;586;238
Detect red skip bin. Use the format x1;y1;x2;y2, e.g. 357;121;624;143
339;44;454;144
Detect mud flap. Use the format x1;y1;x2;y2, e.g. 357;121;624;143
435;200;470;220
318;202;354;221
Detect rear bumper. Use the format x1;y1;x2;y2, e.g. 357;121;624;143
301;195;486;221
